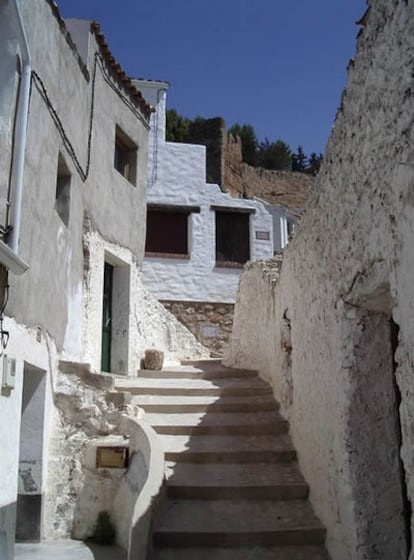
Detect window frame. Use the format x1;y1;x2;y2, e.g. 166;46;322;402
114;125;138;186
213;206;254;268
145;205;200;259
55;152;71;227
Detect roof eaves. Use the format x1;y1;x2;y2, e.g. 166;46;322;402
47;0;90;80
90;21;155;119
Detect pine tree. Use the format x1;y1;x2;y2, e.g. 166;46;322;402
257;138;292;171
292;145;307;172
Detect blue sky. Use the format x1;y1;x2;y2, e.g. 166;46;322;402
57;0;367;155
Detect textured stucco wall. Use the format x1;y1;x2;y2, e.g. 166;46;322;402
7;1;149;356
0;316;58;553
0;359;22;560
45;366;124;540
225;2;414;559
0;0;19;231
137;80;274;304
0;0;154;550
0;0;17;151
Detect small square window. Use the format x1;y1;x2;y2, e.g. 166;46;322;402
114;126;137;185
145;209;189;257
215;210;250;266
55;153;71;226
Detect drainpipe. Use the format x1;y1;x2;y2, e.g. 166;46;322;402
150;87;167;187
2;0;30;273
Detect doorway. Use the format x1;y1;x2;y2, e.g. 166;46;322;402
101;258;130;374
346;310;410;558
101;262;113;372
16;365;46;542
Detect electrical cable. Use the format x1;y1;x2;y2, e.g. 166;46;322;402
31;52;149;183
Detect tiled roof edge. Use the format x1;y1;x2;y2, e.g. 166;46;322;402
90;21;154;118
47;0;90;80
45;1;154;118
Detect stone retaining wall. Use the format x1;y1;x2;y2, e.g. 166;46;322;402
160;301;234;356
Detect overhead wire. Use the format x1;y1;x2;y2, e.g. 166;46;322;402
31;52;149;183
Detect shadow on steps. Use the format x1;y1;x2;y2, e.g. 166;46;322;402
130;360;331;560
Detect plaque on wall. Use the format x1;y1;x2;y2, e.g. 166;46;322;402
202;325;218;338
255;231;270;241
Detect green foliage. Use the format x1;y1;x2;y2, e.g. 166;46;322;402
292;145;307;172
228;123;258;166
89;511;116;545
257;138;292;171
165;109;191;142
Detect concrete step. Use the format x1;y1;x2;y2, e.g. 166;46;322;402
180;359;223;366
138;366;258;380
160;434;296;463
116;377;272;397
165;461;308;500
15;541;126;560
134;394;278;413
153;545;330;560
146;411;288;436
153;499;326;547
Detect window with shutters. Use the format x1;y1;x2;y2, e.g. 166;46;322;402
145;209;190;257
215;210;250;267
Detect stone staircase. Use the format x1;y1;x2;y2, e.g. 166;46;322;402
115;361;329;559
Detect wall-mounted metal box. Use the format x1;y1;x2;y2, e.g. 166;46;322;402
2;355;16;390
96;446;129;469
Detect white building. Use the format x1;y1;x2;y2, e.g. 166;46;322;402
254;199;297;253
137;80;274;351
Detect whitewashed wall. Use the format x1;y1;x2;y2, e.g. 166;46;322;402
257;203;294;252
0;317;58;551
225;2;414;559
136;80;274;304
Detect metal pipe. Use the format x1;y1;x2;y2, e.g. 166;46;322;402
8;0;31;255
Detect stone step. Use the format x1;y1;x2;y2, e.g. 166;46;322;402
180;359;223;366
153;545;330;560
147;411;288;436
138;366;258;380
153;499;326;547
165;461;308;500
160;434;296;463
134;394;278;413
116;377;272;397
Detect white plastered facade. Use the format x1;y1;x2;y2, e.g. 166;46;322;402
136;81;274;304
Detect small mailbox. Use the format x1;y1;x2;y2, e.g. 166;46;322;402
96;446;129;469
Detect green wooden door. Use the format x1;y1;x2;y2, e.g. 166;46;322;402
101;263;113;372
